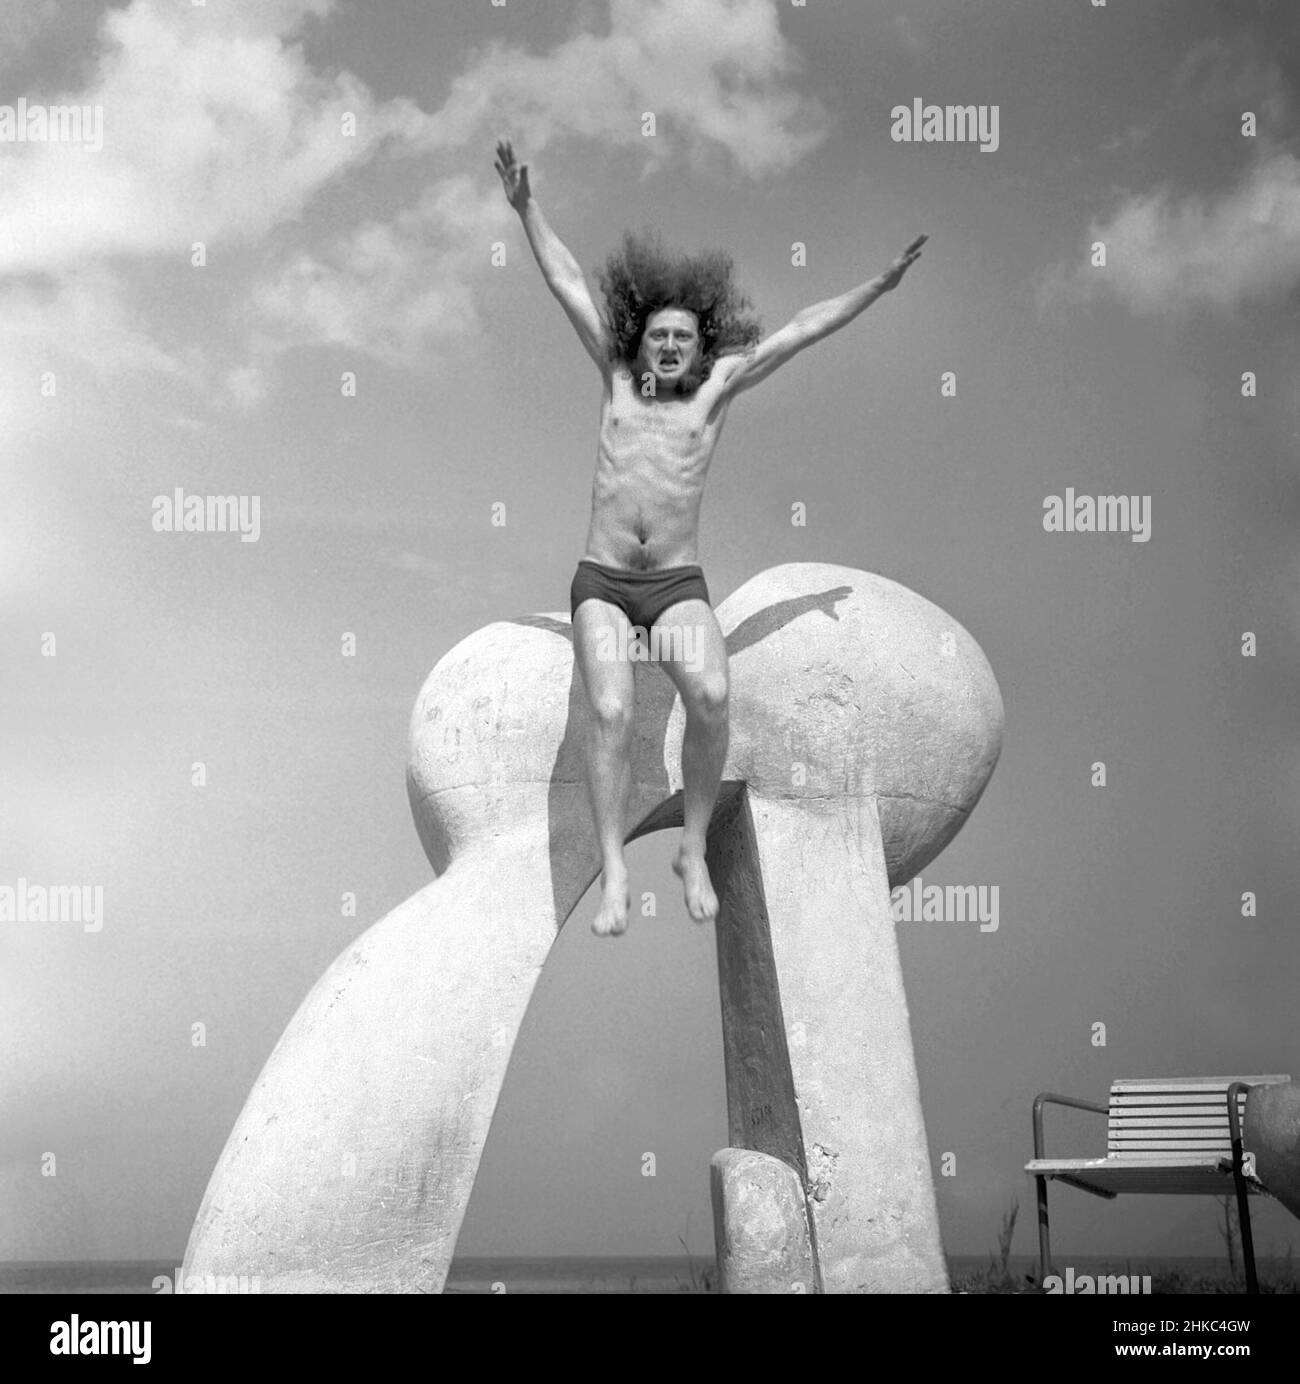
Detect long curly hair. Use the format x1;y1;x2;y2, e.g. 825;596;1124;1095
596;228;762;393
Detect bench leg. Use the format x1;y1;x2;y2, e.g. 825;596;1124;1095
1035;1174;1053;1284
1238;1190;1258;1294
1228;1081;1258;1294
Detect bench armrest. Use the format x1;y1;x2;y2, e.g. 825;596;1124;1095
1032;1091;1108;1161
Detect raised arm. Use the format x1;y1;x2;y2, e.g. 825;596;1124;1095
717;235;927;400
494;140;611;374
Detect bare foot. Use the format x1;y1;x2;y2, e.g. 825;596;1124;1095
672;847;718;923
591;862;631;937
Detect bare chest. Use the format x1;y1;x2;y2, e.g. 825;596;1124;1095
600;373;726;464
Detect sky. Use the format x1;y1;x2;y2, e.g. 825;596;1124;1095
2;0;1298;1272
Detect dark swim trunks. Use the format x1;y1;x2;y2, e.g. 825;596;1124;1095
570;558;711;630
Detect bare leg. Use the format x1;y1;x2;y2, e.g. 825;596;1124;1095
572;600;636;935
654;599;729;922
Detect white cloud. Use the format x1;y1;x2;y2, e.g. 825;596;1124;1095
0;265;199;441
0;0;435;418
0;0;822;283
0;0;825;405
1049;150;1300;315
0;265;194;377
3;274;301;441
250;175;512;366
421;0;827;178
1046;41;1300;317
223;362;269;409
0;0;431;276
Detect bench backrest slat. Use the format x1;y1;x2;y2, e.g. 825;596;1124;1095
1105;1076;1290;1160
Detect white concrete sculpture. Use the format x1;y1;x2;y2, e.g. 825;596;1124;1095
184;562;1004;1293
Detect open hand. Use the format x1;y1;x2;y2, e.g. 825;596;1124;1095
494;139;531;213
879;234;927;291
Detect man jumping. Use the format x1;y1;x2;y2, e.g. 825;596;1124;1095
495;139;925;938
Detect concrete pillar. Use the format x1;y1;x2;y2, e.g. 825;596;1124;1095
707;785;947;1292
752;792;948;1291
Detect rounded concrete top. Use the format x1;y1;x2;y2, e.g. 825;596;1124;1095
408;563;1003;886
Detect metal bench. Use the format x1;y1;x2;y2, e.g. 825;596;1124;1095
1025;1075;1292;1292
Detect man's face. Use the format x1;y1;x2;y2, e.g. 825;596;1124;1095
638;308;700;390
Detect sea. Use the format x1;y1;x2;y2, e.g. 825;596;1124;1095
0;1254;1286;1294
